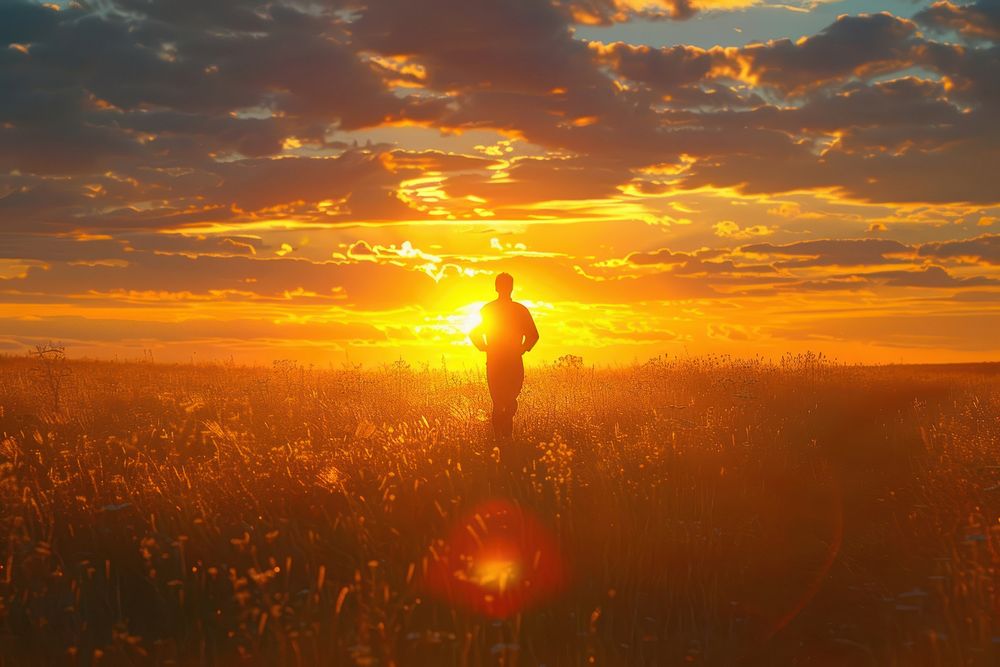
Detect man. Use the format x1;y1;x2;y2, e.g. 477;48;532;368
469;273;539;440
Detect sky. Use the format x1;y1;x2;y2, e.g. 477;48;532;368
1;0;998;366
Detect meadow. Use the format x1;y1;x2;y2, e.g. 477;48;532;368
0;352;997;666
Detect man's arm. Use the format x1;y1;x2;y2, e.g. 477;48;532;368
469;317;488;352
521;308;539;352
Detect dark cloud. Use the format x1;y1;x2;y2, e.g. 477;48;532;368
660;82;765;110
623;247;776;277
918;234;1000;265
0;315;387;345
804;266;997;289
0;118;145;176
0;0;406;177
350;0;689;168
0;232;128;263
742;13;920;93
445;156;632;205
681;130;1000;205
626;248;691;265
671;257;777;277
0;148;416;233
385;150;497;174
109;0;278;33
206;151;394;212
597;43;721;92
0;1;64;45
600;13;928;96
560;0;695;24
918;40;1000;110
602;238;999;296
585;14;1000;206
740;239;912;268
4;0;996;216
735;78;962;137
117;111;290;159
352;0;598;94
0;253;437;311
915;0;1000;42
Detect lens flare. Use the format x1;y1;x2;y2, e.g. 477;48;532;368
424;499;567;618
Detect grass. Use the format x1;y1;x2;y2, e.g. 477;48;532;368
0;354;997;666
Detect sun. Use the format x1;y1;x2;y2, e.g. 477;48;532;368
453;301;485;335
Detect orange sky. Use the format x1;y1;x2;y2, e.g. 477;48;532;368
1;0;998;365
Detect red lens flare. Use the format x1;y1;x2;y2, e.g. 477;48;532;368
423;499;567;618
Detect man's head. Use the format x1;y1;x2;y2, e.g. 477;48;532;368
495;272;514;297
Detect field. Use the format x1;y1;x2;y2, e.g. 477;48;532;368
0;353;997;666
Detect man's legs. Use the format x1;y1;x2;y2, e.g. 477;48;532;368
487;368;514;439
495;399;515;439
487;358;524;440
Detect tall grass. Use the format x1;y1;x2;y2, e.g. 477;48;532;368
0;355;997;665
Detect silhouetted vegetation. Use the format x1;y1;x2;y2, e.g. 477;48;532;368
0;355;997;665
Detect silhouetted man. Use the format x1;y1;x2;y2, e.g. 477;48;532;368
469;273;539;440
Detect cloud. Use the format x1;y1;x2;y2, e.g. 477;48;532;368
600;13;925;95
206;151;397;213
595;42;721;91
609;246;778;282
740;239;912;268
857;265;997;288
589;16;1000;206
625;248;692;265
563;0;696;24
0;0;411;178
713;220;773;239
918;234;1000;265
0;1;61;45
0;253;438;311
444;156;632;206
0;315;388;345
740;13;920;94
680;134;1000;205
0;230;266;262
352;0;601;95
4;0;998;231
791;265;998;290
915;0;1000;42
755;78;961;137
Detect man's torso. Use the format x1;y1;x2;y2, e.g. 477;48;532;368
480;299;530;361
